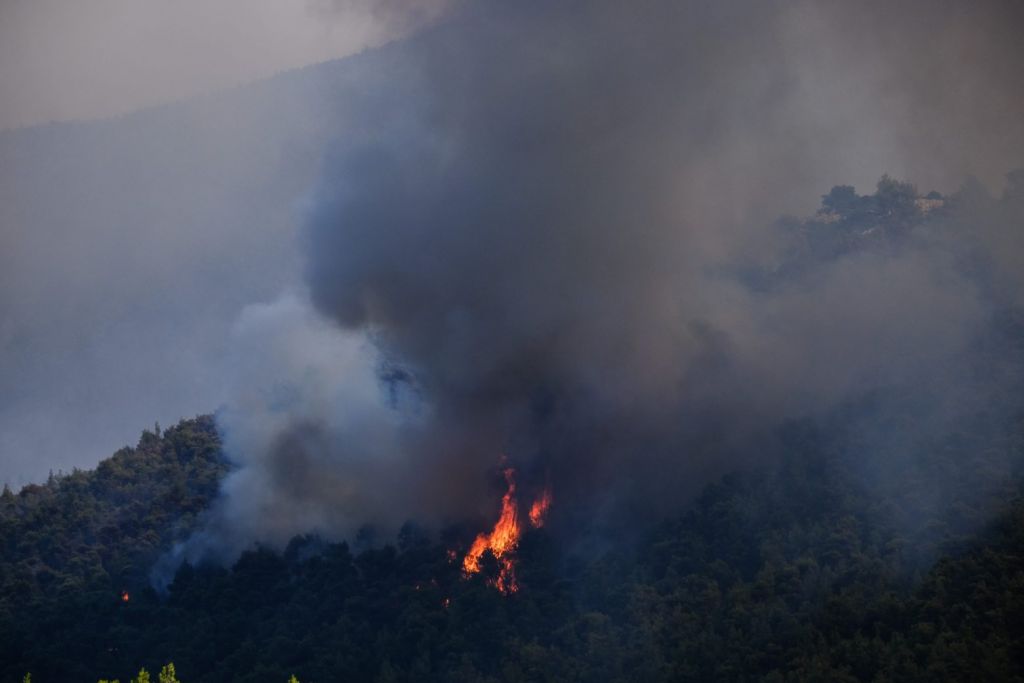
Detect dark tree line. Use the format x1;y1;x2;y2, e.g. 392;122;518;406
3;402;1023;682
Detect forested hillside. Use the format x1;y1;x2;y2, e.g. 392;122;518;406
0;416;226;675
4;175;1024;682
3;411;1024;682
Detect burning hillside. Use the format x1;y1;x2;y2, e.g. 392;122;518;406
155;0;1024;595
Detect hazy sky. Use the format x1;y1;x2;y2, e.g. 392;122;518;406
0;0;417;130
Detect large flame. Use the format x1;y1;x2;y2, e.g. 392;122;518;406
462;468;520;592
462;467;552;594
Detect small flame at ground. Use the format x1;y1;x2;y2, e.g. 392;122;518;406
121;590;130;602
461;466;552;594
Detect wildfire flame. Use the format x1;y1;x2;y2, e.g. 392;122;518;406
121;590;130;602
461;467;552;594
529;487;552;528
462;468;520;592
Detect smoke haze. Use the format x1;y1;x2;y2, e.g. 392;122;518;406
169;0;1024;561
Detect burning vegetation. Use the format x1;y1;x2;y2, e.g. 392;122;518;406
461;467;551;594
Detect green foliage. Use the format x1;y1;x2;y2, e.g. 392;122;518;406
0;416;225;606
100;662;178;683
7;406;1024;682
0;417;225;682
158;664;180;683
98;670;296;683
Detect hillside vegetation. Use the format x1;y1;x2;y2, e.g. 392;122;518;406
0;416;226;671
3;411;1024;682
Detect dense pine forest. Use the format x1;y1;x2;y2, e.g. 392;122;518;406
4;176;1024;682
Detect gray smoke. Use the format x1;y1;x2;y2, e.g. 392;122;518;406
177;0;1024;563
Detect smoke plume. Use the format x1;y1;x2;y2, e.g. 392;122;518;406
176;0;1024;564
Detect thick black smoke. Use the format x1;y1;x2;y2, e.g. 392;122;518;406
171;0;1024;565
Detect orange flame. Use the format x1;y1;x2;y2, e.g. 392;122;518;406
463;468;521;592
121;590;130;602
462;467;553;594
529;487;552;528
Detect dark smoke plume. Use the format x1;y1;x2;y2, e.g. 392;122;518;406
166;0;1024;568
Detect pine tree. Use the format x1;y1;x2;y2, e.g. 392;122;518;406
158;664;180;683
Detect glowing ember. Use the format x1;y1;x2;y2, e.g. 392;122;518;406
121;590;130;602
529;487;552;528
462;467;553;594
